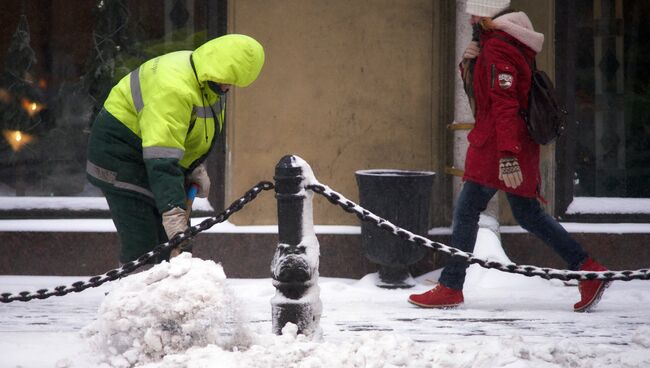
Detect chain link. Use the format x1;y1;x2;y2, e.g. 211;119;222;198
5;178;648;303
307;183;650;282
0;181;275;304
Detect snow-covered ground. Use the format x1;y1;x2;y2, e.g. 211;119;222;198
1;228;649;368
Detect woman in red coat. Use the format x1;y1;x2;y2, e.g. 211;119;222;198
408;0;610;312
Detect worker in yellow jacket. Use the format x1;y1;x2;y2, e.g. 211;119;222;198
86;34;265;264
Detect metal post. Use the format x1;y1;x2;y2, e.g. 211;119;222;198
270;155;322;336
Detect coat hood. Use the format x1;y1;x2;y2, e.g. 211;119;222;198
492;12;544;53
192;34;265;87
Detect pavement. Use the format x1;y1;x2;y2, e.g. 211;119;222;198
1;271;649;367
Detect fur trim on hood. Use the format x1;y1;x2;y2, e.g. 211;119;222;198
492;11;544;53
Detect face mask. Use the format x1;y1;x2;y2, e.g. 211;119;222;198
207;81;227;96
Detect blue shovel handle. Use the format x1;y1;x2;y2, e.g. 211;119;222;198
185;184;200;220
187;183;199;203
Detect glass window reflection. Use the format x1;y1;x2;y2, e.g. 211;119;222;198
0;0;208;197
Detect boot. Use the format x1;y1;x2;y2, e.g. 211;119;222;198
574;258;610;313
408;283;464;308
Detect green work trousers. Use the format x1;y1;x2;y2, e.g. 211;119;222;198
103;189;171;264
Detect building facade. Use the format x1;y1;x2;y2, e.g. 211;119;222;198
1;0;648;276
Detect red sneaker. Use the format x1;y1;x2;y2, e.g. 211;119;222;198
574;258;610;313
408;283;464;308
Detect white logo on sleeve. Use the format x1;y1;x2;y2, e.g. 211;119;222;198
498;73;513;89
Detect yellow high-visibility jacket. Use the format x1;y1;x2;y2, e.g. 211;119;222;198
87;34;264;213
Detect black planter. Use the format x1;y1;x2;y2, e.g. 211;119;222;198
355;169;434;288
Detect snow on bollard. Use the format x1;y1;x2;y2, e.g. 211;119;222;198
270;155;322;336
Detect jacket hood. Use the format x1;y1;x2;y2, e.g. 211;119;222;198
492;12;544;53
192;34;265;87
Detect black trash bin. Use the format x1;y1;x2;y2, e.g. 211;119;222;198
355;169;435;288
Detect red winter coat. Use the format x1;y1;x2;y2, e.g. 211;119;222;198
461;14;544;198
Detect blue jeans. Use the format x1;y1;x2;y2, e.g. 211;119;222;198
439;180;588;290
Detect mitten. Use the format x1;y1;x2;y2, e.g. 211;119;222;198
187;164;210;198
499;157;523;189
162;207;188;239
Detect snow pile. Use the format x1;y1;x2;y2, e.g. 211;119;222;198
464;227;555;290
81;253;251;367
139;324;415;368
131;323;650;368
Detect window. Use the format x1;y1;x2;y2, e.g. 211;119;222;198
0;0;221;215
573;0;650;198
555;0;650;221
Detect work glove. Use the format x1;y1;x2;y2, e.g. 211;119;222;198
463;41;480;59
162;206;190;257
499;157;523;189
186;164;210;198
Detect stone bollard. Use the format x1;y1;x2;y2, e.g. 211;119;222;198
270;155;322;336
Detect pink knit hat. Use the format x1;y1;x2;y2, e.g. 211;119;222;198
465;0;511;17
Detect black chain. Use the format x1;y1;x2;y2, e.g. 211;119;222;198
0;181;275;303
308;183;650;282
5;178;647;303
